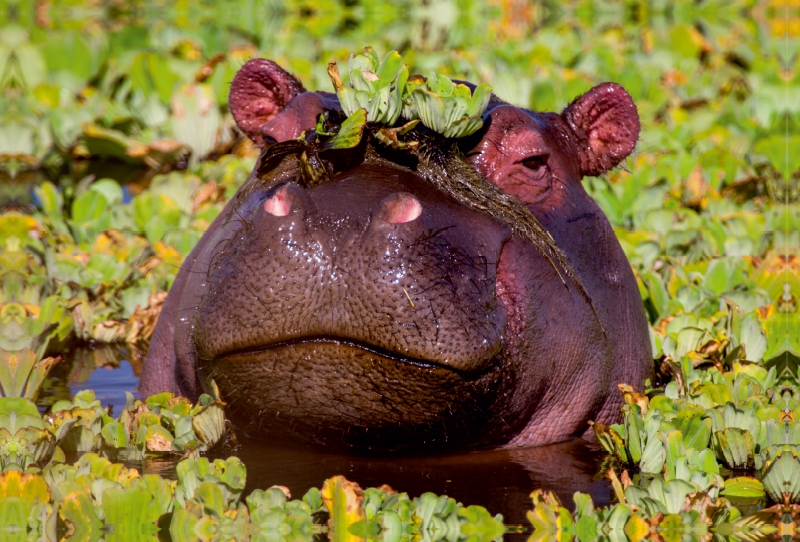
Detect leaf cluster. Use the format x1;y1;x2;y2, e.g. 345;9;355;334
328;47;492;139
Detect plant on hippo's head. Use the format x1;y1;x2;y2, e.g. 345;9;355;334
327;47;409;126
327;47;492;139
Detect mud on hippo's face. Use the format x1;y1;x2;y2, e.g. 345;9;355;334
141;59;653;451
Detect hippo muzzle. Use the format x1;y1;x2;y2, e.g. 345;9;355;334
191;162;518;448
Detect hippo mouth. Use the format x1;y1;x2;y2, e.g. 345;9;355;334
209;335;498;375
197;331;512;450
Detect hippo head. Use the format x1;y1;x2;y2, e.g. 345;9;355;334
142;59;652;451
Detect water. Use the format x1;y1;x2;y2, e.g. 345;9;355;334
45;343;614;524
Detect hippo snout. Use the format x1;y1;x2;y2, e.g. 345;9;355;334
183;163;519;448
194;163;511;375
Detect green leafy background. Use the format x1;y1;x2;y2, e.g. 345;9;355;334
0;0;798;539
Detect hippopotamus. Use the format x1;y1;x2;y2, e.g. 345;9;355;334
141;58;653;451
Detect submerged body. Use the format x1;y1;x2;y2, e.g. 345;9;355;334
141;59;652;451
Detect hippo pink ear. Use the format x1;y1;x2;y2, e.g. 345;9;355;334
229;59;306;147
561;83;640;177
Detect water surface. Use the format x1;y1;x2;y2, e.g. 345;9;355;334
45;344;614;525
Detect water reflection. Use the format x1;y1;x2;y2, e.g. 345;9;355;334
231;437;612;526
39;343;145;412
68;360;140;415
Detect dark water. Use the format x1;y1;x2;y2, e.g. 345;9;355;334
45;344;614;525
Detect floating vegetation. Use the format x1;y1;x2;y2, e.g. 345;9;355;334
0;347;229;470
327;47;491;138
0;0;797;540
5;343;800;541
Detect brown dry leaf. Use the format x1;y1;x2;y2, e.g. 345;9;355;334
128;140;186;168
93;230;129;259
146;430;173;452
683;164;709;208
153;242;183;268
270;485;291;499
92;320;128;343
147;140;185;154
655;315;674;336
618;383;650;413
228;45;259;63
696;338;729;358
191;180;226;213
136;256;162;277
662;68;687;88
681;492;722;526
233;137;260;158
640;27;654;53
759;303;776;321
72;252;90;266
607;468;626;504
195;53;226;82
125;292;168;343
619;469;633;490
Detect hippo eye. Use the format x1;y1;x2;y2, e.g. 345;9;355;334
520;154;549;171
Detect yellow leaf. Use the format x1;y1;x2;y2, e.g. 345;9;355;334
0;470;50;504
321;476;365;542
624;513;650;542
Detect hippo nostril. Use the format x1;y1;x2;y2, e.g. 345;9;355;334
263;185;293;216
374;193;422;224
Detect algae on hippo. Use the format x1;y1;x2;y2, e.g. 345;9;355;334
141;51;653;451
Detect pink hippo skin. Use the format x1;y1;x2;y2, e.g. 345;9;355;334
141;59;653;451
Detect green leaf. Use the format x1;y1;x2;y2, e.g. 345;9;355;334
702;259;730;296
739;315;767;362
411;88;447;134
88;179;124;206
323;109;367;151
34;182;63;217
102;487;160;541
575;514;598;542
130;52;180;103
443;115;484;138
762;452;800;503
376;51;403;88
714;428;756;470
60;490;103;542
42;33;94;80
0;497;34;542
101;421;129;449
721;477;766;499
71;191;109;225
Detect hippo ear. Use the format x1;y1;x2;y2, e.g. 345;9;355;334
229;58;306;146
561;83;640;177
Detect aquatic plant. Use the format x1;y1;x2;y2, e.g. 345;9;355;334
0;1;796;539
0;346;229;473
328;47;409;126
327;47;491;138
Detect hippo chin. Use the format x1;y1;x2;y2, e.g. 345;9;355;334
141;58;653;451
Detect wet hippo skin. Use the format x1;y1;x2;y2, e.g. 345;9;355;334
141;58;653;451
